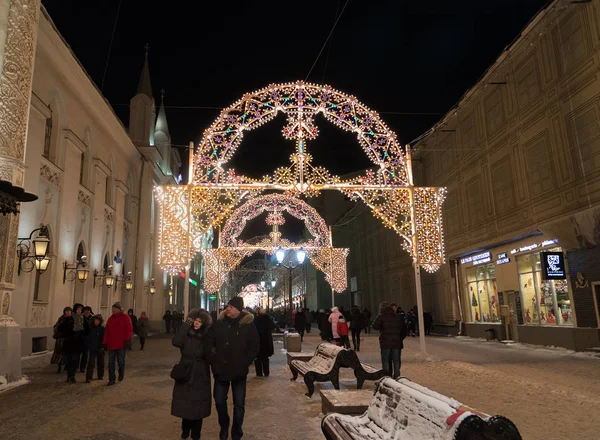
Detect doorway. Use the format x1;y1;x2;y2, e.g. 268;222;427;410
592;282;600;328
506;291;520;342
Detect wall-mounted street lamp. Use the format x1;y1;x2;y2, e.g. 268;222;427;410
17;225;51;276
94;265;115;288
63;255;89;284
145;278;156;295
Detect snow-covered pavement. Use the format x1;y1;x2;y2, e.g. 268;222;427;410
0;332;597;439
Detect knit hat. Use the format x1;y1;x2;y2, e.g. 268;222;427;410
227;296;244;312
112;302;122;310
93;314;104;324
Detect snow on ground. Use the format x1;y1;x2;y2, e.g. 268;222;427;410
0;375;30;394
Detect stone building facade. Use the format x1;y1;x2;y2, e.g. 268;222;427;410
412;0;600;350
1;3;183;383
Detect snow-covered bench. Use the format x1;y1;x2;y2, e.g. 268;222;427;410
290;343;350;397
321;377;521;440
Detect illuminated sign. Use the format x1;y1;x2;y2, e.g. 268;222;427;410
209;294;217;301
498;253;507;259
460;251;491;266
510;239;558;255
541;252;566;280
189;279;198;286
496;257;511;265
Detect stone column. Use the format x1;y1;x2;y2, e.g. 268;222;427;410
0;0;41;382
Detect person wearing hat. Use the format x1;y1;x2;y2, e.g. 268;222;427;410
206;296;259;440
85;314;105;383
102;302;133;386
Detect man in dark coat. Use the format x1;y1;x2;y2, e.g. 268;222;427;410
294;307;306;342
350;306;365;351
172;309;212;440
253;308;275;377
80;306;94;372
372;301;407;379
207;296;259;440
163;310;172;333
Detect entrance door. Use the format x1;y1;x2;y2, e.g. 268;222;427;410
506;291;520;342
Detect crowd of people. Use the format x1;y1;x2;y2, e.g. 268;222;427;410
50;302;148;385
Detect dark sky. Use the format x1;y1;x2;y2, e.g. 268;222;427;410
42;0;549;181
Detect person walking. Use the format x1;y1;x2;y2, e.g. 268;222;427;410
294;307;306;342
51;307;72;374
328;306;343;344
127;309;138;350
336;317;351;349
362;308;372;334
103;302;133;386
163;310;172;334
253;308;275;377
350;306;365;351
207;297;259;440
62;303;85;383
80;306;94;373
85;314;105;383
372;301;407;379
171;309;213;440
137;311;149;350
424;310;433;336
305;308;312;333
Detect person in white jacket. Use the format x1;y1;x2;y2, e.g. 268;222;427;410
328;307;343;344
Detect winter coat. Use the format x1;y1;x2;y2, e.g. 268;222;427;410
58;316;85;354
294;311;306;331
337;321;349;337
171;309;212;421
424;312;433;326
103;312;133;350
350;308;365;330
372;306;407;350
129;314;138;334
163;312;172;323
328;311;343;339
86;323;105;351
137;317;150;338
206;310;260;381
254;314;275;359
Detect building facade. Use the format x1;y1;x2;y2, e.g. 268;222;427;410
412;0;600;350
9;6;182;361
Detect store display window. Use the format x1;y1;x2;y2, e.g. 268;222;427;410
466;263;500;323
517;248;572;326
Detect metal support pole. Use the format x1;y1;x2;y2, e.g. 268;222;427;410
183;265;190;318
414;264;427;355
288;268;293;315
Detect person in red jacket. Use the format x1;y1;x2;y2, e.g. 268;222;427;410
102;302;133;386
337;317;350;349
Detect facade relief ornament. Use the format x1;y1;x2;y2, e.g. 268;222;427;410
29;304;47;327
1;292;10;315
40;163;61;187
78;189;91;207
104;207;115;223
575;272;589;289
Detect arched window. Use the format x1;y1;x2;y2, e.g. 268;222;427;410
101;253;110;307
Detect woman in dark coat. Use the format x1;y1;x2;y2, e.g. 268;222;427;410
253;308;275;377
171;308;212;440
51;307;72;373
294;307;307;342
350;306;365;351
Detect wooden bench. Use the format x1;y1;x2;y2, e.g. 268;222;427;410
342;351;388;390
290;343;350;397
322;377;521;440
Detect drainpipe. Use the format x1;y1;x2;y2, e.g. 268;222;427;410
133;155;147;313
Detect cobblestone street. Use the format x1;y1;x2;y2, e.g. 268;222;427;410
1;333;599;440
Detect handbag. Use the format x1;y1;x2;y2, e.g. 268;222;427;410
170;361;193;383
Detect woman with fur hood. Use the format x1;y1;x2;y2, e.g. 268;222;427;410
171;308;213;440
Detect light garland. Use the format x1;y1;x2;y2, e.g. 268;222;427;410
155;81;446;278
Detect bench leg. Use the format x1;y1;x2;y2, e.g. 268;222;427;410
290;367;298;382
305;375;315;398
331;374;340;390
356;375;365;390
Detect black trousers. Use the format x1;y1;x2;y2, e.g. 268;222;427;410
182;418;203;440
254;357;270;376
86;349;105;380
66;351;80;379
351;329;362;351
79;349;88;372
339;335;350;349
140;337;146;350
165;321;171;333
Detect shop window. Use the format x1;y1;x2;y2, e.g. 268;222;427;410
517;248;572;326
466;263;500;323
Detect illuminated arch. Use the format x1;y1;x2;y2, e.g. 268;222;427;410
221;194;329;248
193;81;408;185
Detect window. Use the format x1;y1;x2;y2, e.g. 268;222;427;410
491;158;515;213
526;138;555;197
466;176;484;225
79;153;85;185
43;117;52;158
466;263;500;323
517;248;571;326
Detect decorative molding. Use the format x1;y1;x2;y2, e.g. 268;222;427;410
0;0;41;160
1;292;10;315
29;304;47;327
78;188;92;207
39;159;62;187
104;206;115;223
93;157;111;176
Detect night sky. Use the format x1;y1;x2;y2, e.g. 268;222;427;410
42;0;548;181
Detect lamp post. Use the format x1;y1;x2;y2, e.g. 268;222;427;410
63;255;89;284
17;225;51;276
261;279;277;314
275;248;306;322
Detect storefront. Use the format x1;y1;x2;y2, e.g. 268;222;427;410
458;234;583;348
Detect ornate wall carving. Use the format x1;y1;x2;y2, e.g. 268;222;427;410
78;189;91;207
104;206;115;223
29;303;47;327
40;163;61;187
0;0;41;160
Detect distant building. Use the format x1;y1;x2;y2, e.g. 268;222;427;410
9;5;185;363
